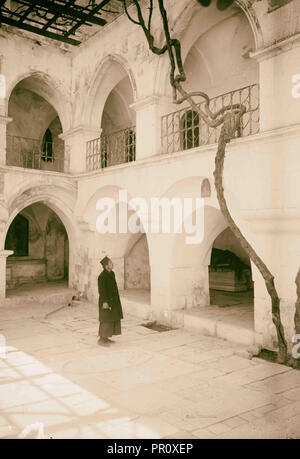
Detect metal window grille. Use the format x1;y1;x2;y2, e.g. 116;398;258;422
86;126;136;172
161;84;260;154
6;135;66;172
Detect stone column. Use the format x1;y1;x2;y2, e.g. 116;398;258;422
251;39;300;131
59;125;100;174
0;116;12;166
0;250;13;299
130;96;173;160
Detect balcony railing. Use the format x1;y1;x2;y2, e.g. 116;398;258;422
86;126;136;172
161;84;259;155
6;135;66;172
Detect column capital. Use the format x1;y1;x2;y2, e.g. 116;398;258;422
59;125;100;140
0;116;12;126
130;95;173;111
0;250;13;258
250;32;300;62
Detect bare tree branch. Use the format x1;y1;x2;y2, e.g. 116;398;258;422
148;0;153;32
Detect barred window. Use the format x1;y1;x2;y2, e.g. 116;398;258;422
181;110;200;150
41;128;53;162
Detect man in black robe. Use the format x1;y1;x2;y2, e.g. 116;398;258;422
98;256;123;347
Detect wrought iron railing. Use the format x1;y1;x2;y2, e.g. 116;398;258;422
161;84;259;154
6;135;66;172
86;126;136;172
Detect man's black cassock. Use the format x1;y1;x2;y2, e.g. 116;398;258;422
98;269;123;329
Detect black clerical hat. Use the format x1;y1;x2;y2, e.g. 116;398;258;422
100;256;110;267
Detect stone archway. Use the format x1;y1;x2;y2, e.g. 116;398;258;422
155;1;260;105
84;55;137;131
209;227;254;307
5;71;70;132
7;74;67;172
5;203;69;290
171;204;227;310
0;185;78;298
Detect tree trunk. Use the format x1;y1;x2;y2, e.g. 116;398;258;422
122;0;288;364
214;121;287;363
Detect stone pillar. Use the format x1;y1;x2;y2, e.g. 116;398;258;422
244;212;300;351
130;96;173;160
0;250;13;299
251;40;300;131
59;125;100;174
0;116;12;166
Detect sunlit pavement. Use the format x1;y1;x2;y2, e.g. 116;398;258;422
1;301;300;439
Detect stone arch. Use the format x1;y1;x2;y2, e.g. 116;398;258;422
83;184;151;294
3;193;76;250
180;1;262;62
235;0;264;50
151;173;251;309
201;178;211;198
155;0;262;99
170;204;227;309
209;226;254;306
1;186;78;293
5;71;71;133
84;54;137;130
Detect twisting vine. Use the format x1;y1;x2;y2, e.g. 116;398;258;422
122;0;288;363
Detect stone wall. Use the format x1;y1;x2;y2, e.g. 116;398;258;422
125;234;150;290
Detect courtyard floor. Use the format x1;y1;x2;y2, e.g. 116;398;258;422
0;300;300;439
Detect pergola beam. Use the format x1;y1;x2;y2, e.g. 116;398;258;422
0;15;81;45
0;0;123;45
15;0;107;27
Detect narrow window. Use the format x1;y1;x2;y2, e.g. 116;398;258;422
182;110;200;150
41;128;53;162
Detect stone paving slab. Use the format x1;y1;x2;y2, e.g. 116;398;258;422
0;301;300;439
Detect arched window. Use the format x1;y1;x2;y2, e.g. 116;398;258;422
125;128;136;163
5;214;29;257
201;178;211;197
41;128;53;162
181;110;200;150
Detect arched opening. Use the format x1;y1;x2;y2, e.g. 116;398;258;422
184;6;258;97
86;58;136;171
7;76;65;172
209;227;254;307
201;178;211;198
170;200;255;343
100;75;136;167
5;202;69;291
162;4;260;154
83;186;151;304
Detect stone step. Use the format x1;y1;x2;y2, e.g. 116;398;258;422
0;287;76;308
120;293;263;348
